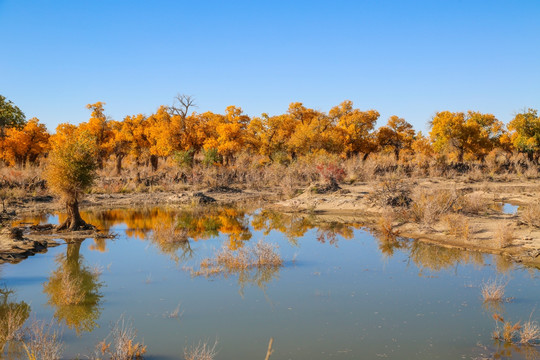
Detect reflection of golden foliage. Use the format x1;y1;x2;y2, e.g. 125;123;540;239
151;222;192;263
0;288;30;352
43;242;102;335
252;210;360;246
408;241;485;272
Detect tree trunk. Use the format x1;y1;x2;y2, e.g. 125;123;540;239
457;149;464;163
57;198;91;231
150;155;158;172
394;148;400;161
115;154;124;175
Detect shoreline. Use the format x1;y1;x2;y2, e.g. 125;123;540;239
2;177;540;267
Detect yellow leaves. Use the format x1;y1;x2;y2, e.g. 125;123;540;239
430;111;504;161
2;117;50;166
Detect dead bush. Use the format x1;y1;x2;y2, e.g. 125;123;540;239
23;320;64;360
495;222;514;248
444;213;472;241
369;177;412;208
409;187;460;226
521;202;540;228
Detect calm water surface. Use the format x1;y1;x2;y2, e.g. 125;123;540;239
1;207;540;359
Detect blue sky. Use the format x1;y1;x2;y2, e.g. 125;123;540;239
1;0;539;133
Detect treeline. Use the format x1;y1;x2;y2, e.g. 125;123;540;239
1;94;539;171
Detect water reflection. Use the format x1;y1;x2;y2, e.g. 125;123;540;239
0;288;30;355
4;206;540;359
43;241;103;335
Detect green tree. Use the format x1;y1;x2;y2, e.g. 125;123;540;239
46;130;97;231
0;95;26;137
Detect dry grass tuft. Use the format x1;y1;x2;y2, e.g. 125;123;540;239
519;320;540;345
444;213;472;241
481;279;506;303
495;222;515;248
190;241;283;282
97;316;146;360
23;320;64;360
459;191;489;215
521;202;540;228
377;208;399;240
184;340;218;360
216;240;283;270
409;188;460;226
492;313;522;343
0;296;29;344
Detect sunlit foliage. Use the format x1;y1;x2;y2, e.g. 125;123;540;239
46;129;97;230
508;108;540;161
2;117;50;166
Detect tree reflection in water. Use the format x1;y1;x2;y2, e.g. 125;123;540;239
0;287;30;356
407;240;485;274
43;240;103;335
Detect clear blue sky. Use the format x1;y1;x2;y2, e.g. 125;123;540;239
1;0;539;133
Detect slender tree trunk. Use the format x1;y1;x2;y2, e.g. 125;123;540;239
458;149;464;163
150;155;158;172
57;198;91;231
115;154;124;175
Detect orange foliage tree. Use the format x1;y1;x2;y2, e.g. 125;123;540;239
78;102;113;169
2;118;50;166
376;116;415;160
331;100;379;159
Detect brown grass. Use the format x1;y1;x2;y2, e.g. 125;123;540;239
409;188;460;226
519;320;540;345
23;320;64;360
216;240;283;270
521;202;540;228
97;316;146;360
191;240;283;280
495;222;515;248
444;213;472;241
0;301;29;343
481;279;506;302
459;191;489;215
183;340;218;360
377;208;398;240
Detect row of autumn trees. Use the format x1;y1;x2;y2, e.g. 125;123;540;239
1;94;540;171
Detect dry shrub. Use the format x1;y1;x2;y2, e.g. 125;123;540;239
409;188;460;226
495;222;514;248
184;340;218;360
23;320;64;360
0;293;30;343
459;191;489;215
216;240;283;270
521;202;540;228
192;240;283;278
444;213;472;241
97;316;146;360
481;279;506;302
368;177;411;208
493;313;521;343
519;320;540;345
377;208;398;240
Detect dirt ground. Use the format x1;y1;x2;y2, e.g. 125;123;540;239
2;178;540;266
